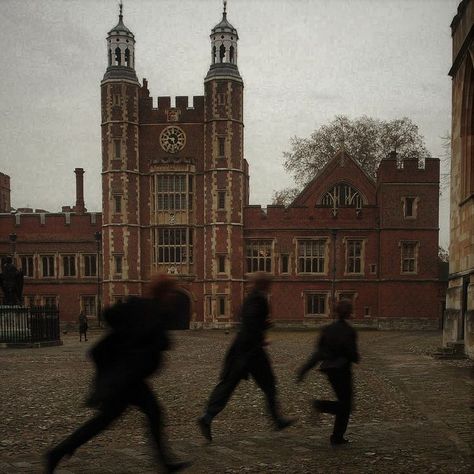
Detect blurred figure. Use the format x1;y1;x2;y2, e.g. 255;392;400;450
297;299;360;445
78;311;88;342
45;275;191;473
198;273;294;442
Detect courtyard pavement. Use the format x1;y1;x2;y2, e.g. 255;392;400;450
0;329;473;473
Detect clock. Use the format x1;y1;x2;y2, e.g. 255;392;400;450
160;126;186;153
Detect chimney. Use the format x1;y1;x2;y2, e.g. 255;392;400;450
73;168;86;213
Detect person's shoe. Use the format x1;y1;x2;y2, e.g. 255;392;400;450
165;460;192;473
197;416;212;442
330;435;350;446
275;417;296;431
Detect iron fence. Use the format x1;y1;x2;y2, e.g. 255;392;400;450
0;305;60;344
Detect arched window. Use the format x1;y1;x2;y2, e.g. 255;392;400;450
108;49;112;66
212;46;216;64
229;46;234;64
124;48;130;67
219;44;226;63
320;183;363;209
114;47;121;66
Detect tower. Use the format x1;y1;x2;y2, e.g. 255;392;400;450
101;3;141;307
203;1;248;326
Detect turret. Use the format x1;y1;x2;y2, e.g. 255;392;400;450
205;1;242;82
103;2;138;83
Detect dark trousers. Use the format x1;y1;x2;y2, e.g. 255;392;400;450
51;381;171;466
317;369;353;440
79;329;87;341
205;348;280;422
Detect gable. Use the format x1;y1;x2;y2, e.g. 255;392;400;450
290;150;376;208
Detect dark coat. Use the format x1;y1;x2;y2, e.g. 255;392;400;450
221;289;272;379
300;319;359;376
86;297;170;408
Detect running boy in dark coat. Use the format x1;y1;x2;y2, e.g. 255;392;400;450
198;273;294;441
297;299;359;445
45;275;190;473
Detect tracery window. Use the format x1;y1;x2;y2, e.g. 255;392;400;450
321;183;363;209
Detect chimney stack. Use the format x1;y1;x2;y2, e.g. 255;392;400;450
73;168;86;213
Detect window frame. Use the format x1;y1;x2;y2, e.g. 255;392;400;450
345;239;364;275
62;254;76;278
297;239;327;274
40;255;55;278
245;240;273;274
20;255;34;278
83;254;97;277
305;293;328;317
81;295;97;317
400;241;419;274
154;227;193;267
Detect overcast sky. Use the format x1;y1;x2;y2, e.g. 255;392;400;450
0;0;458;246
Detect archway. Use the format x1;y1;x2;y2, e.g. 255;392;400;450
168;290;191;330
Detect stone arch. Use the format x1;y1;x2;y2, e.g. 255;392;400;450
167;289;191;330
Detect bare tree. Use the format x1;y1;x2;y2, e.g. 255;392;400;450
271;187;300;207
276;116;431;203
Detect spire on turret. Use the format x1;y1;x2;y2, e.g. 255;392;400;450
103;1;138;83
205;0;241;82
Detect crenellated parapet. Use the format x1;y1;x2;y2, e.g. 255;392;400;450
139;79;204;123
0;212;102;236
377;157;440;184
244;204;378;229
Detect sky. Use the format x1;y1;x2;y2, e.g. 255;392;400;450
0;0;459;247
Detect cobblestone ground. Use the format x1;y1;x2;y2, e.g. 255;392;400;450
0;330;473;473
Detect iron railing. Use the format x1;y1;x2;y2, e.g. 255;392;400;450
0;305;60;344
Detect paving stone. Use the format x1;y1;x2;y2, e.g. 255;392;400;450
0;331;473;473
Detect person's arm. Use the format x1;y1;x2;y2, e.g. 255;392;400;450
296;333;325;382
347;329;360;364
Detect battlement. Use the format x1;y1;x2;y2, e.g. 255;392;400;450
139;79;204;123
244;204;378;229
377;157;440;184
0;212;102;238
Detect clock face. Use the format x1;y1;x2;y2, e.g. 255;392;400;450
160;126;186;154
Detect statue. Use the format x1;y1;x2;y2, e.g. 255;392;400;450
0;257;24;305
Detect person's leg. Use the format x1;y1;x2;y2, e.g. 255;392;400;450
198;363;242;441
326;370;352;443
250;350;294;429
46;402;125;473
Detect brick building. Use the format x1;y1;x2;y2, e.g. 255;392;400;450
444;0;474;357
0;4;445;328
0;172;11;213
0;169;102;322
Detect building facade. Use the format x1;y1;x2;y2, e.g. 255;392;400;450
0;169;102;322
0;4;445;328
444;0;474;357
